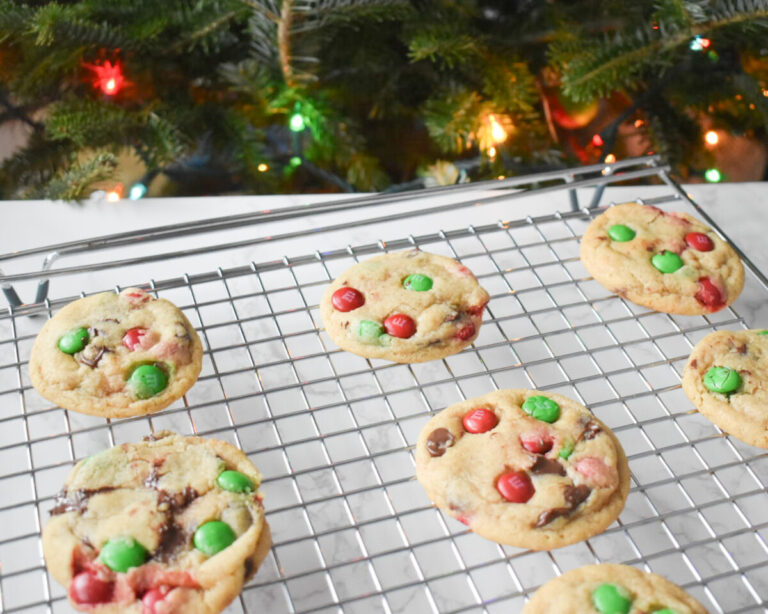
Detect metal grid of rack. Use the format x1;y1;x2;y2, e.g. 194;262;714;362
1;158;767;613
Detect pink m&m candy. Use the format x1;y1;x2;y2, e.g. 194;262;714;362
142;587;169;614
520;432;553;454
462;408;498;433
384;313;416;338
331;287;364;312
69;570;113;605
684;232;714;252
496;471;535;503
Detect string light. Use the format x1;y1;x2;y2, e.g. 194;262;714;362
106;184;123;201
289;156;302;167
488;146;497;159
591;134;604;147
128;182;147;200
634;119;645;128
289;112;306;132
704;130;719;145
496;175;506;180
604;153;616;163
257;163;269;172
488;114;507;144
763;89;768;98
689;35;711;51
86;61;125;96
705;168;722;183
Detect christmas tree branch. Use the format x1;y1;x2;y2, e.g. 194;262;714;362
278;0;296;87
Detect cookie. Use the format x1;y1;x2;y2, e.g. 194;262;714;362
415;389;630;550
320;250;490;363
29;288;203;418
42;431;271;613
682;328;768;448
522;563;707;613
580;202;744;315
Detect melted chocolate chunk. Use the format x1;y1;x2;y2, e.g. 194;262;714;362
78;345;109;368
690;359;698;369
530;456;565;476
103;318;120;324
535;508;568;527
173;321;191;341
581;421;601;441
152;487;199;563
143;459;165;489
734;342;747;355
564;484;591;507
154;521;189;563
158;487;198;512
426;428;455;457
50;487;116;515
244;557;255;579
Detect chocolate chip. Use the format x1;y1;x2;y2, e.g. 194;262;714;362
50;487;116;516
581;421;601;441
690;359;698;368
77;345;109;368
530;456;566;476
535;508;568;527
154;521;189;563
244;557;255;579
426;428;455;457
103;318;120;324
564;484;591;507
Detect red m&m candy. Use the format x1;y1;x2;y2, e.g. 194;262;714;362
384;313;416;338
123;327;149;351
497;471;534;503
520;432;553;454
142;587;169;614
455;323;475;341
684;232;714;252
332;287;364;312
695;277;723;309
69;570;113;605
462;408;498;433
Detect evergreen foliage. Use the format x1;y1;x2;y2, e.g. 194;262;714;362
1;0;767;200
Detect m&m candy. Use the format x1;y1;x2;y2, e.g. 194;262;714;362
496;471;535;503
332;287;364;312
141;587;170;614
384;313;416;339
358;320;384;342
217;470;254;493
684;232;714;252
58;328;89;354
607;224;636;242
403;274;433;292
69;571;113;605
651;251;684;274
703;366;741;394
128;364;168;399
592;583;632;614
462;408;498;433
695;277;723;309
193;520;236;556
99;536;148;573
520;433;553;454
122;327;149;351
521;396;560;423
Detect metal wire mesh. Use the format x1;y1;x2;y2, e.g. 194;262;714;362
1;172;768;613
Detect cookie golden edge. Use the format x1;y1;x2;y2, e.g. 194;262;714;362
29;291;203;419
580;202;744;316
522;563;708;614
682;329;768;449
320;250;489;363
415;389;631;551
41;431;271;614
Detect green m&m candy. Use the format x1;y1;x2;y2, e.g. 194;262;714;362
127;364;168;399
651;251;684;274
99;536;148;572
607;224;636;242
217;470;254;493
592;583;633;614
559;441;574;459
758;330;768;335
403;274;433;292
358;320;384;343
521;396;560;423
703;366;741;394
58;327;89;354
193;520;236;556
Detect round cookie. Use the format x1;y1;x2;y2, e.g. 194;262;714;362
42;431;271;613
415;389;630;550
29;288;203;418
320;250;490;363
522;563;707;613
682;328;768;448
580;202;744;315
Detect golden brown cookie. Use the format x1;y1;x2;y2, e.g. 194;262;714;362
415;389;630;550
580;203;743;315
682;328;768;448
42;431;271;614
522;563;708;613
320;250;490;363
29;288;203;418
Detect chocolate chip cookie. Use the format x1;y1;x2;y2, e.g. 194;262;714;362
580;203;744;315
682;328;768;448
42;431;271;613
415;389;630;550
29;288;203;418
320;250;490;363
523;563;707;613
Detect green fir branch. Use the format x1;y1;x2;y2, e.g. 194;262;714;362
24;152;118;201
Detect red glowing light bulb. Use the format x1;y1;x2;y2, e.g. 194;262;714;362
86;61;125;96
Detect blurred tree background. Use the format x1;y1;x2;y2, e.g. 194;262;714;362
1;0;768;200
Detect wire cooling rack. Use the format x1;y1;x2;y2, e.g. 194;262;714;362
1;157;768;614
